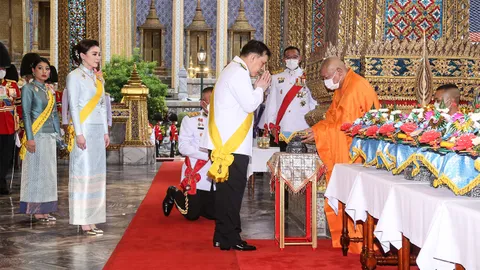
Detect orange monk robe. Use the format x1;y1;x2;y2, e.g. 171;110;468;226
312;69;380;254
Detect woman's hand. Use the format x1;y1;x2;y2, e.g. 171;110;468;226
26;140;36;153
104;134;110;148
76;135;86;150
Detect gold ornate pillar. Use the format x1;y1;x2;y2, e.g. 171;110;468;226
216;0;228;77
121;64;150;145
120;64;155;165
109;0;132;58
171;0;184;90
57;0;69;89
86;0;100;41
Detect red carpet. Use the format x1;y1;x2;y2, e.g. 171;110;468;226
104;162;401;269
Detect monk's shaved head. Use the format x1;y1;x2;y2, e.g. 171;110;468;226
320;57;350;90
320;57;347;74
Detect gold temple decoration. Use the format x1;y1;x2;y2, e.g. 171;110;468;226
185;0;212;74
415;32;434;107
228;0;255;61
138;0;167;76
86;0;100;41
265;0;478;124
121;64;152;146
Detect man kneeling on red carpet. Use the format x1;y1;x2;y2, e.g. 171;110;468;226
163;87;215;221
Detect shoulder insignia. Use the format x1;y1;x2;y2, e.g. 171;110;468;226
271;69;284;75
187;111;201;118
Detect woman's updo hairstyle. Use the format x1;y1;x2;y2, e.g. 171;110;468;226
72;39;100;65
31;57;51;70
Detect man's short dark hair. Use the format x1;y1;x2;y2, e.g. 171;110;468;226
202;87;213;95
283;46;301;56
240;40;271;58
436;84;458;91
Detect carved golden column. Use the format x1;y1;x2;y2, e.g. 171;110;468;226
86;0;100;41
57;0;69;90
121;64;151;146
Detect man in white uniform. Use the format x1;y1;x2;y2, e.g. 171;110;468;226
163;87;215;221
265;46;317;151
203;40;272;251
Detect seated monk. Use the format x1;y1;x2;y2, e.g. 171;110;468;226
302;57;380;254
433;83;460;116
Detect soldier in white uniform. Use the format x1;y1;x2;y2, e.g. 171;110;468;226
163;87;215;221
202;40;272;251
265;46;317;151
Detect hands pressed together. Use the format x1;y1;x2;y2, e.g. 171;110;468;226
254;71;272;92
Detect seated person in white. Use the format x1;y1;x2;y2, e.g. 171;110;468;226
162;87;215;221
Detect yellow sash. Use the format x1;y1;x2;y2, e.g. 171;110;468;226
207;90;253;183
67;79;104;152
19;90;55;160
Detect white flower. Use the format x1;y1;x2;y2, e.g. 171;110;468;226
382;113;389;119
369;109;378;113
379;108;389;113
470;113;480;122
412;108;424;113
437;108;449;114
474;137;480;146
391;110;401;115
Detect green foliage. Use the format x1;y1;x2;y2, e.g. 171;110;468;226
177;112;188;128
103;48;168;120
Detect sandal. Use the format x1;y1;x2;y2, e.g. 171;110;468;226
82;230;97;236
46;215;56;221
92;228;104;235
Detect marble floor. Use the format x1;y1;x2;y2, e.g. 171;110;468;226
0;163;305;269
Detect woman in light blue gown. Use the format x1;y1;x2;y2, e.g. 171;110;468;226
67;40;109;236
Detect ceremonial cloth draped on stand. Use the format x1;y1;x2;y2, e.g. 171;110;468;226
247;146;280;193
267;152;327;249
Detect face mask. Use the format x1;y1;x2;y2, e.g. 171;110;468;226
285;59;299;70
324;71;339;90
0;70;6;79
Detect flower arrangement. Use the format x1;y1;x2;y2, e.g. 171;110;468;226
341;101;480;157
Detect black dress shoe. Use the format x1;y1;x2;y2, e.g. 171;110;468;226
162;186;177;216
214;240;247;248
232;243;256;251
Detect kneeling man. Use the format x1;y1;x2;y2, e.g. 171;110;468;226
163;87;215;220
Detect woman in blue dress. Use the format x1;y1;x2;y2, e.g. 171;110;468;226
20;57;61;222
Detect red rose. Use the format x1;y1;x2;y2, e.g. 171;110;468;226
351;125;362;136
400;123;418;134
365;126;379;137
378;123;395;135
454;133;476;151
340;123;352;131
419;130;442;144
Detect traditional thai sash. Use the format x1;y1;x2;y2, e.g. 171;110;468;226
19;90;55;160
181;156;208;195
270;84;303;143
66;79;104;152
208;90;253;183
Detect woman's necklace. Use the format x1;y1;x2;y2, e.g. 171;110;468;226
79;68;97;87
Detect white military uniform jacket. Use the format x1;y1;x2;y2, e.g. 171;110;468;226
265;68;317;134
202;56;263;157
179;111;215;192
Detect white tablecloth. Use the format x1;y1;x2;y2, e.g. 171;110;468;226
247;146;280;177
417;200;480;270
374;184;473;253
345;170;428;223
325;164;392;214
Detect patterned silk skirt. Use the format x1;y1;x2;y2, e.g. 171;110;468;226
20;133;58;214
69;124;106;225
